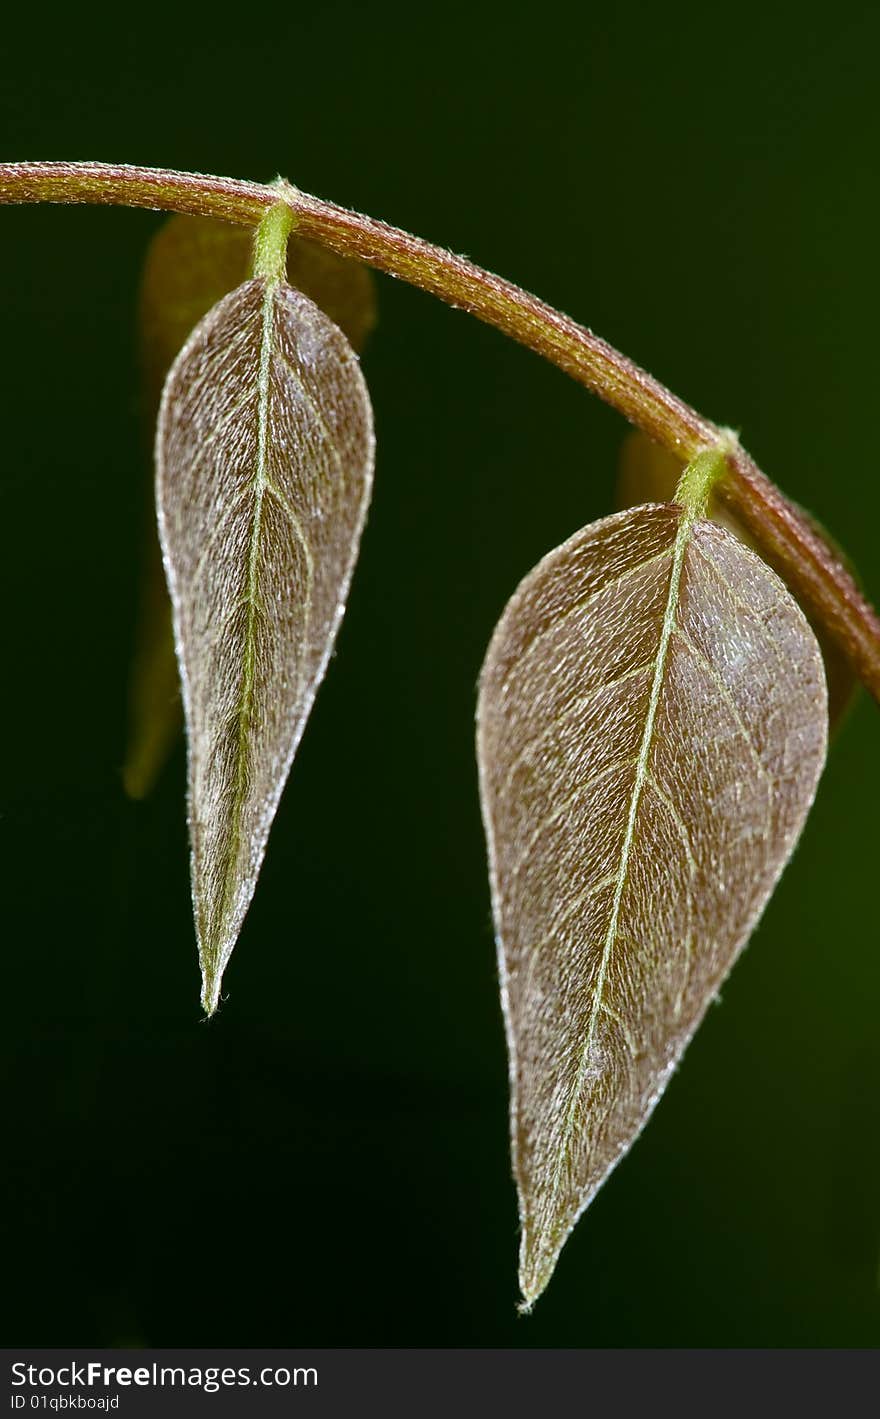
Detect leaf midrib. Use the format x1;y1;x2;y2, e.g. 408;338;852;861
545;505;694;1223
211;280;279;950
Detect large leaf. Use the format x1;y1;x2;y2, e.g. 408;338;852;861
477;502;828;1306
123;215;377;799
157;277;374;1012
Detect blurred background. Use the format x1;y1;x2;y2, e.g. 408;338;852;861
1;1;878;1347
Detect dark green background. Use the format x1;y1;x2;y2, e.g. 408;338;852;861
1;2;878;1347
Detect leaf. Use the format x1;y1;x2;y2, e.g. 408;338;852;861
156;276;374;1012
477;500;828;1307
616;430;858;728
124;215;377;799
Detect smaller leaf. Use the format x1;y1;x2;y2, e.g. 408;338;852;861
157;275;375;1012
124;215;377;798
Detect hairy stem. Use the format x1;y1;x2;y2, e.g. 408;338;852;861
251;188;295;285
1;160;879;702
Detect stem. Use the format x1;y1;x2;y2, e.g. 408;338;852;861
2;160;879;703
0;162;715;451
676;447;729;522
251;191;295;285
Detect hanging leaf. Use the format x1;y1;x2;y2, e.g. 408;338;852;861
477;496;828;1307
616;430;858;728
157;276;374;1012
124;215;377;799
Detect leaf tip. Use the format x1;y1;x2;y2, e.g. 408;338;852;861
121;740;169;800
121;763;150;802
517;1234;559;1314
200;964;224;1018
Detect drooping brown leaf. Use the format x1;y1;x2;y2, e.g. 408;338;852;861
477;502;828;1306
123;215;377;798
157;277;374;1012
616;430;858;727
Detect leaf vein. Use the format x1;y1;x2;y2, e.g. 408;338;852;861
212;282;291;946
507;755;640;884
177;385;258;476
643;773;698;875
263;479;316;588
276;349;345;475
672;626;774;785
503;546;674;684
692;542;793;677
497;659;654;799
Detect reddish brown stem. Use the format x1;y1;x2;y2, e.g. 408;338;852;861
1;160;878;703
